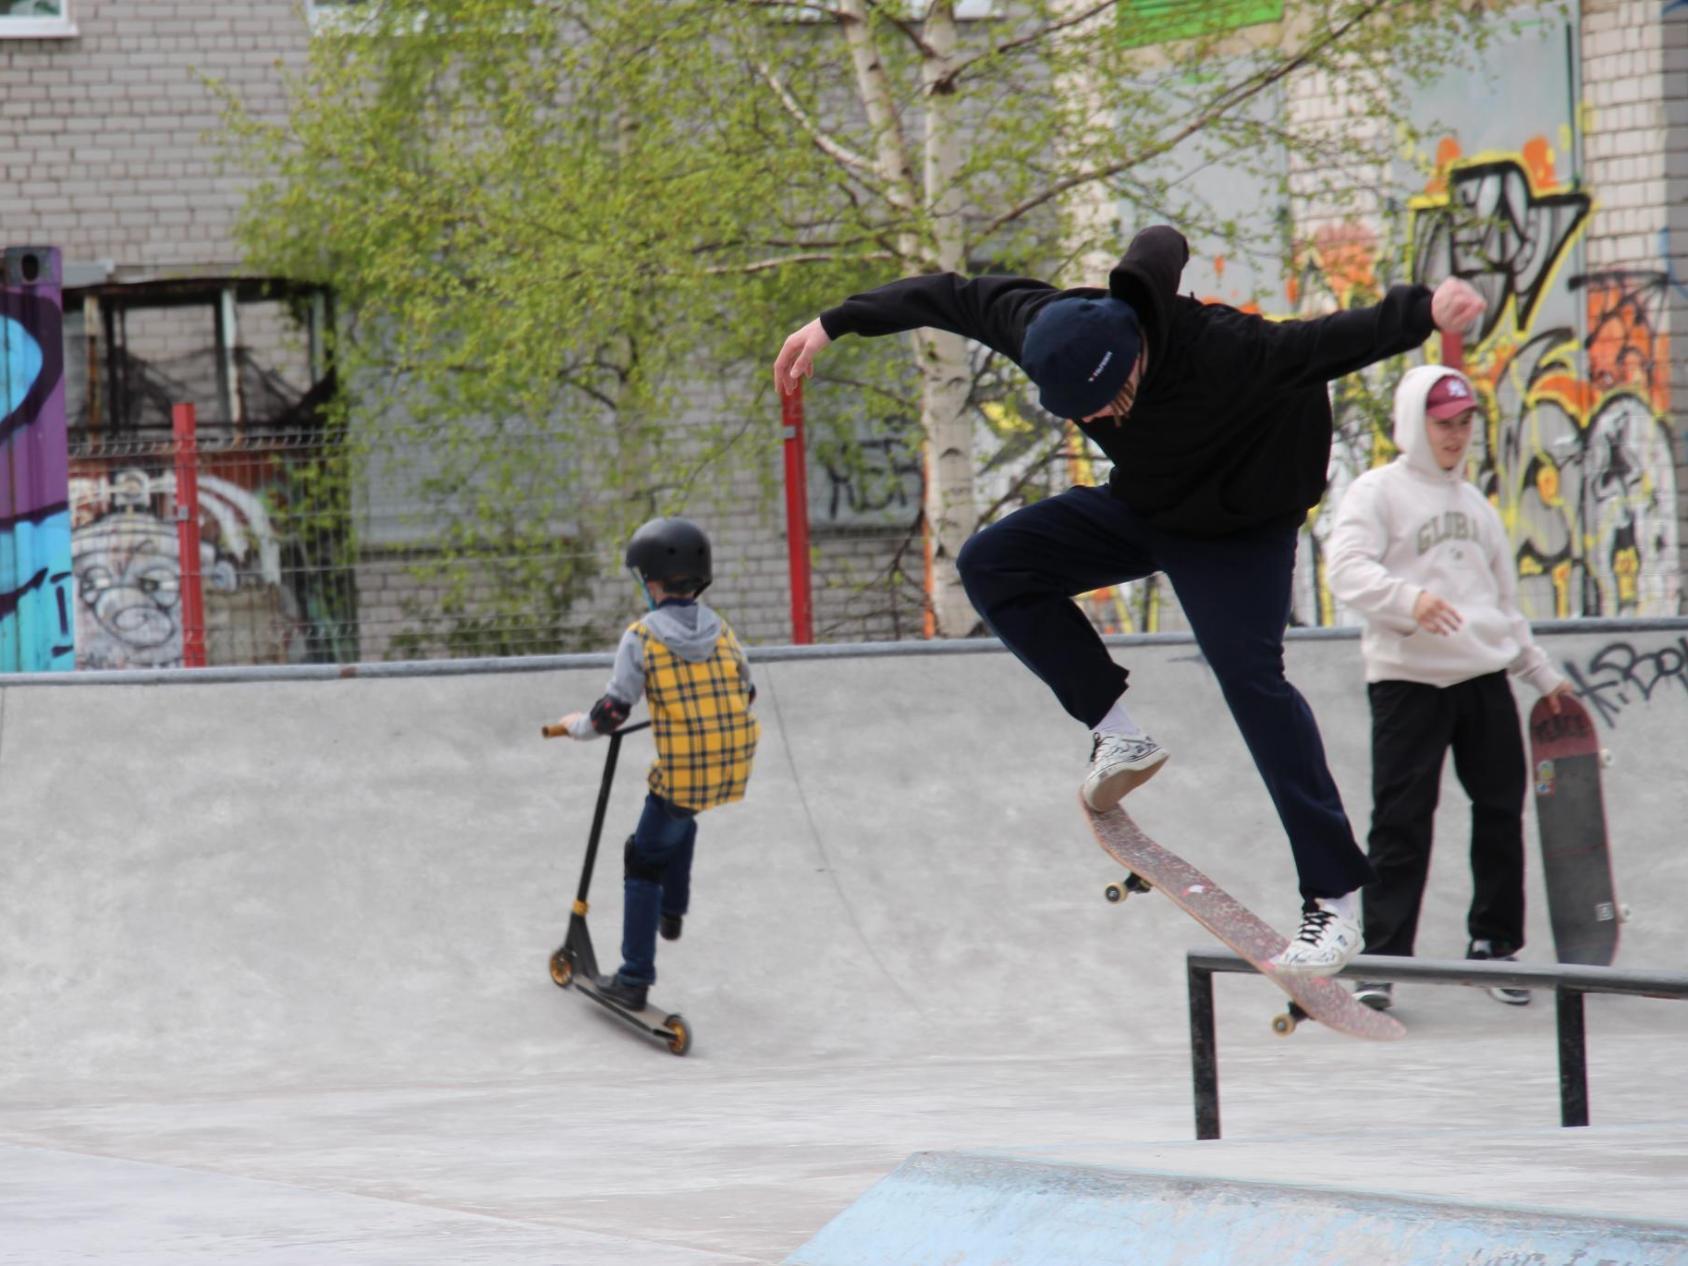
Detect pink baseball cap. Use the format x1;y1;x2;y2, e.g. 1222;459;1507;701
1425;372;1478;420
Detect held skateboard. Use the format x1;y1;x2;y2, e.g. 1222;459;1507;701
1528;694;1624;967
541;719;691;1056
1085;797;1405;1040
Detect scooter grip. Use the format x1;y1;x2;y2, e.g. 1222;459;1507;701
540;723;571;739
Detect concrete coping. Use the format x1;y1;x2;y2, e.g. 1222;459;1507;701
2;617;1685;688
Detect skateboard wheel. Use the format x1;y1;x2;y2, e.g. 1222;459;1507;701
1600;749;1614;768
664;1014;691;1056
1271;1011;1298;1037
1620;904;1632;923
1104;882;1126;903
548;948;574;989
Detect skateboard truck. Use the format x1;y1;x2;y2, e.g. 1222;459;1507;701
1103;872;1154;903
1274;1001;1311;1036
542;719;692;1057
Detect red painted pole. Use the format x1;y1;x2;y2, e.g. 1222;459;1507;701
171;402;207;668
780;385;814;645
1440;328;1465;372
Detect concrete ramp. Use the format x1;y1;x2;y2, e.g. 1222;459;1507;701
786;1151;1688;1266
3;625;1684;1101
2;625;1687;1262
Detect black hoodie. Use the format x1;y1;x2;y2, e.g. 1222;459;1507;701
819;226;1436;539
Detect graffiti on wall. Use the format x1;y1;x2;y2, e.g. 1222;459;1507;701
1559;637;1688;727
815;435;923;528
1289;136;1680;627
1411;138;1678;619
69;466;294;669
0;250;75;671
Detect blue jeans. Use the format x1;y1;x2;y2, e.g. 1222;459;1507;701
618;793;698;986
956;484;1373;900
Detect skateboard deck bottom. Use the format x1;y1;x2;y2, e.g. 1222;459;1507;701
1085;798;1404;1041
1529;694;1620;967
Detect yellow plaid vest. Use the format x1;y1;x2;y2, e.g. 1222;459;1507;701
634;617;759;811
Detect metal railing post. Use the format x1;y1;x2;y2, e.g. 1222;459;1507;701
1187;961;1220;1140
1556;987;1589;1128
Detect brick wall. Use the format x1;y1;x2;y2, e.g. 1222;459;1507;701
1581;0;1688;613
0;1;310;269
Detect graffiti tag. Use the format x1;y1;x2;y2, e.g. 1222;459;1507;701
1560;637;1688;727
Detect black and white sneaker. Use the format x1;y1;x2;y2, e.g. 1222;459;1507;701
1272;901;1363;977
1081;733;1169;811
1352;980;1394;1011
1468;940;1531;1006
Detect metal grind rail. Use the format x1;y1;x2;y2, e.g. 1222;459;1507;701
1185;951;1688;1141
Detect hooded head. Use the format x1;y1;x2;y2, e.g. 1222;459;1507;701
1392;364;1480;480
1021;295;1142;420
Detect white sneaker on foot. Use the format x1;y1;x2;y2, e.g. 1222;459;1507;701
1081;733;1169;811
1272;902;1363;977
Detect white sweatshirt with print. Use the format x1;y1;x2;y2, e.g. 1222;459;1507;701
1325;364;1566;695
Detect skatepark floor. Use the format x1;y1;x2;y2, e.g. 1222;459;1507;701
3;629;1686;1262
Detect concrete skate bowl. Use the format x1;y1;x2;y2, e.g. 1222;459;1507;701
2;622;1684;1108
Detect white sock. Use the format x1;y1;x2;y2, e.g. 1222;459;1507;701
1093;695;1146;740
1319;891;1360;923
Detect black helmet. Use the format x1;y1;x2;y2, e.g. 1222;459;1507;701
624;516;712;594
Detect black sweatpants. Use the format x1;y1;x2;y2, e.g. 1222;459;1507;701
1361;671;1527;958
956;483;1373;900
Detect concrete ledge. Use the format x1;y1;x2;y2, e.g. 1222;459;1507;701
786;1151;1688;1266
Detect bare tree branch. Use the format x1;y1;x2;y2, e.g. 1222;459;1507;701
729;0;851;18
702;249;899;275
749;57;882;181
976;0;1391;240
975;432;1071;524
931;0;1115;94
861;0;941;60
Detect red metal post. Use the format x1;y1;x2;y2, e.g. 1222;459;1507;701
1440;328;1465;373
171;402;207;668
780;385;814;645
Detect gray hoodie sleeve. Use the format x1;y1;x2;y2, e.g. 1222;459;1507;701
565;627;647;739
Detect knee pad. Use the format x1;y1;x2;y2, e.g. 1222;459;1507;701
623;834;665;884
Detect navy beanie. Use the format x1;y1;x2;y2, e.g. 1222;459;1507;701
1021;296;1142;420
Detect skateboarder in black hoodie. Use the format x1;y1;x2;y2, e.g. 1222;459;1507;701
773;225;1486;975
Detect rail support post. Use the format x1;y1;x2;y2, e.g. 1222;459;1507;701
1556;986;1589;1128
1187;961;1220;1140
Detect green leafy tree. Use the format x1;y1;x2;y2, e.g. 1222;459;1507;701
225;0;1512;644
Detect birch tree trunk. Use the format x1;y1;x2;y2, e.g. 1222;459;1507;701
838;0;976;636
915;0;978;636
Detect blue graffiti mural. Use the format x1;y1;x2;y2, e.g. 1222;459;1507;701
0;248;75;671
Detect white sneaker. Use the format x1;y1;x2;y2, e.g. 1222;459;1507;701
1081;733;1169;811
1271;902;1363;977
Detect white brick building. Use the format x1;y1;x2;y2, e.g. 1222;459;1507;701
3;1;1683;667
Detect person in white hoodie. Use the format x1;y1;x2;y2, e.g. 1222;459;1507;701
1325;366;1573;1011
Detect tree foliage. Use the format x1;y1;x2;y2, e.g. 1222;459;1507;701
224;0;1514;647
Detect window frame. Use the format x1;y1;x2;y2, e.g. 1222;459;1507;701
0;0;76;40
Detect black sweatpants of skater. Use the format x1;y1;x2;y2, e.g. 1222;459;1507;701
956;483;1374;901
1361;671;1527;958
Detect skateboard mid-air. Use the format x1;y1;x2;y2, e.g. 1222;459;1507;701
1084;797;1405;1040
1528;694;1624;966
